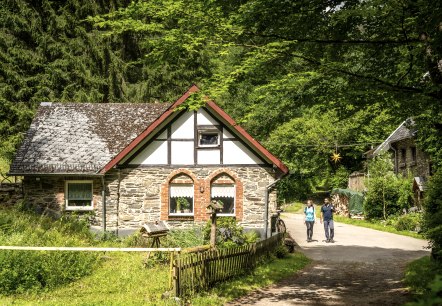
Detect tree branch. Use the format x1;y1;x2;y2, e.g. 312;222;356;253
245;31;421;45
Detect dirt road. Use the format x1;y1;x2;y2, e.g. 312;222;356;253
228;213;429;306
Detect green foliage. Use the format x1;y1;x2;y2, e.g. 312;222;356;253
405;256;442;305
273;244;289;259
203;217;259;248
423;168;442;255
407;275;442;306
0;206;99;295
163;228;205;248
333;214;423;239
385;213;422;232
364;153;413;219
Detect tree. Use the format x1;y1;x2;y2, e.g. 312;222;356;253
423;168;442;257
364;153;413;219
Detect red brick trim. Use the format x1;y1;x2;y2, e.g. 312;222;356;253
160;169;203;221
204;168;244;221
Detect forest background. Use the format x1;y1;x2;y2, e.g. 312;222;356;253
1;0;441;200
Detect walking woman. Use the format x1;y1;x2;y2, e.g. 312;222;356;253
304;200;316;242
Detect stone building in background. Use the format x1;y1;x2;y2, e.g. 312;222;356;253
368;118;432;207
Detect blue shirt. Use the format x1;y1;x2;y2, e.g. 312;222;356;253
304;206;315;222
321;204;334;221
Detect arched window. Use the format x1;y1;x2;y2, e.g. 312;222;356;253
169;174;194;216
211;174;235;216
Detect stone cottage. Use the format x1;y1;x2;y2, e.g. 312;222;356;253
370;118;432;207
9;85;289;236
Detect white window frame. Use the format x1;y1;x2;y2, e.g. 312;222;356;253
198;129;220;147
65;180;94;211
211;184;236;217
169;184;194;216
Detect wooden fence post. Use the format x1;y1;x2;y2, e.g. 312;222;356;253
173;258;180;297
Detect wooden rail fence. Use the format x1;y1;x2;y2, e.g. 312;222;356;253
173;233;284;296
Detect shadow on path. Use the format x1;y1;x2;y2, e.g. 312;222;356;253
228;245;428;306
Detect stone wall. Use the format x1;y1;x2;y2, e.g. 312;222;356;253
21;166;278;233
392;139;431;178
103;166;277;231
0;183;23;206
22;176;103;221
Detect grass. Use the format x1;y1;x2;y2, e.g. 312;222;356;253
281;201;304;214
0;251;311;305
332;215;424;239
0;205;311;305
191;252;311;305
0;252;173;305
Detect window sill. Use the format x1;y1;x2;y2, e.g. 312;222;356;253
168;215;194;221
66;206;94;211
197;145;221;149
169;213;194;216
217;214;235;217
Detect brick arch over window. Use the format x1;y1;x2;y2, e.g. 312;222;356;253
161;169;200;220
205;169;244;220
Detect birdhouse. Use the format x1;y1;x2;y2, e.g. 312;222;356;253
206;200;223;214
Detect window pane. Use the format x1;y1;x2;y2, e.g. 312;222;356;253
211;184;235;214
200;133;219;146
169;184;194;214
169;196;194;214
68;183;92;200
212;196;235;214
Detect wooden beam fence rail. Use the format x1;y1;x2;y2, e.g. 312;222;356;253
0;246;181;252
173;233;284;297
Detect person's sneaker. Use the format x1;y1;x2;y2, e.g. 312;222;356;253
330;239;335;243
325;239;330;243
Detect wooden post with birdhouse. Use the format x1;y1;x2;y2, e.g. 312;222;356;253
206;200;223;247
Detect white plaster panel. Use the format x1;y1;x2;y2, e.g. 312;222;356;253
129;140;167;165
197;109;218;125
171;141;194;164
171;112;194;139
197;150;220;164
223;128;234;139
223;141;262;164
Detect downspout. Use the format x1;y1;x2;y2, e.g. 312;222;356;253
116;169;121;236
264;177;282;238
101;176;106;232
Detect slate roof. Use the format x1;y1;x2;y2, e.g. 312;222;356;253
9;103;171;175
372;118;416;156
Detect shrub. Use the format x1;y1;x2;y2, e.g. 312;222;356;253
407;275;442;306
203;217;259;248
392;213;422;232
274;244;289;259
0;206;100;295
423;168;442;258
364;153;413;219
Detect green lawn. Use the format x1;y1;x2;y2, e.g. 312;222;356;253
332;215;424;239
282;202;305;214
0;252;310;305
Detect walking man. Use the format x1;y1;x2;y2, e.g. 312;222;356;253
320;197;335;243
304;200;315;242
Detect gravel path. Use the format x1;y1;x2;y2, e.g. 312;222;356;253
228;213;430;306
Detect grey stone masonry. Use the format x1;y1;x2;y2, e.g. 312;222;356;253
21;166;278;232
